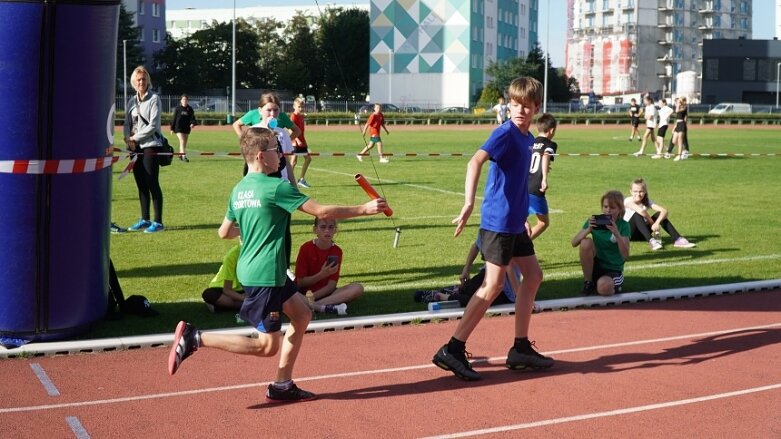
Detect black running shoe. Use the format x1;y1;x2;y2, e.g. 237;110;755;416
432;344;481;381
265;383;317;404
505;341;554;371
168;321;198;375
580;280;596;296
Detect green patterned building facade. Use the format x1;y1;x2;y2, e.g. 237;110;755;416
369;0;535;108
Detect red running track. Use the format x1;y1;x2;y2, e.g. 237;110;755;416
1;291;780;438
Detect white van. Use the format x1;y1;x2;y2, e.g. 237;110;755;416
708;103;752;114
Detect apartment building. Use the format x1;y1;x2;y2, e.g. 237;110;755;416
369;0;538;108
566;0;752;99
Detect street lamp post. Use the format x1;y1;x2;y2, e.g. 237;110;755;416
388;48;393;104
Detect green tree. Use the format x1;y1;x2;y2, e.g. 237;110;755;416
253;17;286;89
117;3;144;85
277;12;320;96
477;85;502;108
154;19;262;93
483;44;578;103
316;7;369;99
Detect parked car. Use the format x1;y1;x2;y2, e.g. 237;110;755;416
438;106;471;113
600;104;630;114
401;105;423;113
358;103;401;114
708;103;752;114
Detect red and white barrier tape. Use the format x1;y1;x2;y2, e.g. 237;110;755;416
1;151;776;175
0;156;119;174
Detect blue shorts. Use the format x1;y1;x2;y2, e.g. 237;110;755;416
239;278;298;333
478;229;535;266
369;136;382;143
528;194;549;215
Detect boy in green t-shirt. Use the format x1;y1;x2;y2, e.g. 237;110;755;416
571;190;631;296
168;127;389;404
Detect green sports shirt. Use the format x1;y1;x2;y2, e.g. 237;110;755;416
239;110;293;129
226;173;309;286
582;218;631;272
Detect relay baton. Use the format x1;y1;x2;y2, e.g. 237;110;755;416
355;174;393;217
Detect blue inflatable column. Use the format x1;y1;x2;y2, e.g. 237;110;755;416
0;0;120;344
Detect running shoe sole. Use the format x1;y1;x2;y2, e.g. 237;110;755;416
432;346;481;381
168;321;187;375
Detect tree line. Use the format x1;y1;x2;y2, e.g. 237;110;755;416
118;5;578;105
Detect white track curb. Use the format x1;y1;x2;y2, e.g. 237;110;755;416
2;279;780;358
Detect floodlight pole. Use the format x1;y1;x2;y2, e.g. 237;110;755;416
776;62;780;109
123;39;127;109
231;0;236;117
543;0;549;113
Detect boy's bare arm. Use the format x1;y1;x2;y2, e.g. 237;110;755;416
298;198;388;220
218;217;240;240
452;150;488;237
540;154;551;192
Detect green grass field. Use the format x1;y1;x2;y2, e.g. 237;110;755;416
99;123;781;338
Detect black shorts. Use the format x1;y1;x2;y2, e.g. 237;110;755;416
293;146;309;154
592;261;624;294
479;229;535;266
630;118;639;128
657;125;668;138
239;278;298;333
674;121;687;133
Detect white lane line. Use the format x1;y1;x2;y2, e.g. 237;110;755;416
66;416;91;439
419;383;781;439
1;321;777;415
30;363;60;397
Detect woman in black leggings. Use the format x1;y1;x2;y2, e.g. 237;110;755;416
124;66;165;233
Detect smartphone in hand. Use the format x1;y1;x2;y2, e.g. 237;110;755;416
326;255;339;266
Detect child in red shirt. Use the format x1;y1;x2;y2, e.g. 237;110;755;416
358;103;390;163
289;97;312;188
295;218;363;315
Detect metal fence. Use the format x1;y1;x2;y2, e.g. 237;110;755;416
115;95;781;115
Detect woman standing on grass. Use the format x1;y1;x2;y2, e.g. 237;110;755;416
124;66;165;233
170;94;197;162
670;97;690;161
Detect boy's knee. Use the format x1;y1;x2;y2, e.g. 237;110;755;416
596;277;616;296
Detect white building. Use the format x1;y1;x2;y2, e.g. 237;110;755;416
566;0;752;98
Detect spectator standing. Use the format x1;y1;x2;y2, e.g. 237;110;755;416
124;66;165;233
170;94;197;162
528;113;559;240
492;97;509;124
358;103;390;163
627;98;642;142
634;96;656;157
653;99;674;159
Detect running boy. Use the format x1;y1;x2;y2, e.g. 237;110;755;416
528;113;558;240
295;217;363;315
358;103;390;163
432;77;553;381
290;97;312;188
168;127;388;403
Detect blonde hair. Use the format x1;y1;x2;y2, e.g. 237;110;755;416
601;190;625;218
130;66;152;92
293;97;305;106
631;177;650;207
240;127;275;162
507;77;543;107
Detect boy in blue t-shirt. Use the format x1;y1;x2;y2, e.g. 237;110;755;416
168;127;388;403
432;77;554;381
